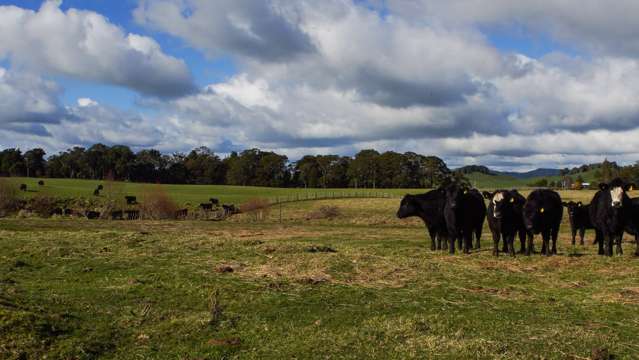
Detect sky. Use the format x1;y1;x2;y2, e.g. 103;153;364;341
2;1;639;171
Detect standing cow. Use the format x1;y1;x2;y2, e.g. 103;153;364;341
590;178;633;256
483;190;527;256
562;201;594;246
444;185;486;254
396;189;449;251
523;189;563;256
624;197;639;256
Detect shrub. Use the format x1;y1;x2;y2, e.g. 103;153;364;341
0;179;22;217
239;198;271;221
139;184;178;220
307;205;341;220
28;195;60;218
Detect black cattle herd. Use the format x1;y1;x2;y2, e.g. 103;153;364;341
397;177;639;257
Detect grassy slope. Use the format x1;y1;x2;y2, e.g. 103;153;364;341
2;191;639;359
466;169;600;189
2;177;417;205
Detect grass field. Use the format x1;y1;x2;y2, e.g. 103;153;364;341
2;187;639;359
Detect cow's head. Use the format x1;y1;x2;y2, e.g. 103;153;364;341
445;184;466;210
562;201;582;221
397;194;419;219
523;197;545;231
600;178;633;209
483;190;514;219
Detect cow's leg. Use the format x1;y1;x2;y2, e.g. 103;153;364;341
596;230;604;255
518;229;526;254
428;228;436;251
571;228;577;246
616;234;623;255
449;234;456;254
604;233;613;257
551;226;559;255
579;228;586;246
475;227;481;250
457;237;462;251
634;233;639;257
540;231;548;255
508;234;516;257
492;231;500;256
526;231;533;256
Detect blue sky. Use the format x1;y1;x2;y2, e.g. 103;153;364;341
2;0;639;171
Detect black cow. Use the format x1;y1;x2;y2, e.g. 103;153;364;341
125;196;137;205
200;203;213;211
19;184;27;192
222;204;239;216
51;207;63;216
483;190;527;256
210;198;220;205
444;185;486;254
63;208;74;216
175;208;188;219
396;189;449;251
37;180;45;186
562;201;594;246
93;189;100;196
85;211;101;220
111;210;124;220
125;210;140;220
590;178;633;256
523;189;563;256
624;197;639;256
97;184;104;191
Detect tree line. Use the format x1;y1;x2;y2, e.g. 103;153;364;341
0;144;455;188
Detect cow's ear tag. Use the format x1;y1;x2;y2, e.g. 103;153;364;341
540;208;545;213
578;203;582;207
464;190;468;194
510;198;514;203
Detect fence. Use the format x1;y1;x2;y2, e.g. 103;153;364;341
268;191;398;206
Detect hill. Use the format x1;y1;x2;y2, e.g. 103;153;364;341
499;168;561;179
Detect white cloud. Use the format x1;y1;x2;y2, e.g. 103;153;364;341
0;0;195;97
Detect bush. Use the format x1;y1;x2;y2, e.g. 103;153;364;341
0;179;22;217
139;184;178;220
28;195;60;218
239;198;270;221
307;205;341;220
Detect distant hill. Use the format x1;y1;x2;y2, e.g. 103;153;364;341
498;168;561;179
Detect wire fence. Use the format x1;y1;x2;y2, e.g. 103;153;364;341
268;191;399;206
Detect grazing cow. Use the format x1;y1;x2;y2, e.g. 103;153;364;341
63;208;73;216
562;201;594;246
50;207;63;216
483;190;527;256
19;184;27;192
444;185;486;254
97;184;104;191
623;197;639;256
111;210;124;220
210;198;220;205
38;180;44;186
222;204;239;216
590;178;633;256
93;189;100;196
125;210;140;220
175;208;188;219
523;189;563;256
125;196;137;205
85;211;101;220
396;189;449;250
200;203;213;211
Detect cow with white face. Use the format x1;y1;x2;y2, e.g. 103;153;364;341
483;189;527;256
589;178;633;256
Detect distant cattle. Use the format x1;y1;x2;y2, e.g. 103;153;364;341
93;189;100;196
590;178;633;256
97;184;104;191
200;203;213;211
222;204;239;216
210;198;220;205
111;210;124;220
85;211;101;220
175;208;188;219
50;207;63;216
444;185;486;254
63;208;74;216
125;196;137;205
396;189;448;251
523;189;563;256
19;184;27;192
37;180;45;186
125;210;140;220
562;201;594;246
483;190;527;256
